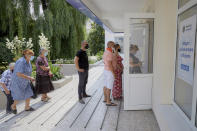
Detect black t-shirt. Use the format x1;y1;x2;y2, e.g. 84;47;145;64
76;49;89;70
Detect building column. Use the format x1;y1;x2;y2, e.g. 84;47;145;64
153;0;178;109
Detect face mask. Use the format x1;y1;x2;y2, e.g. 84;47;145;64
30;56;35;61
11;70;14;73
85;45;89;49
44;52;48;56
118;49;121;52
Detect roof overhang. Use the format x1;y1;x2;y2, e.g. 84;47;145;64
66;0;155;33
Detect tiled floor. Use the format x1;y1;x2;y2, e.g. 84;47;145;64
0;65;160;131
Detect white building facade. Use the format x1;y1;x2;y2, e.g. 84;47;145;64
67;0;197;131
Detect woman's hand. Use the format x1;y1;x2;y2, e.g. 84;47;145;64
29;77;35;82
49;71;53;77
4;89;10;94
40;66;50;71
0;83;10;94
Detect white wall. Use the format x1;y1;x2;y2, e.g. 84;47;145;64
105;30;114;49
152;0;178;121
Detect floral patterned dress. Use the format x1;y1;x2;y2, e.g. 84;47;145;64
112;55;123;99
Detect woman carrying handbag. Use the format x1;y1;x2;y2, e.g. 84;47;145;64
36;48;54;102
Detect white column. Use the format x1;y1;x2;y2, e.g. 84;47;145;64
153;0;178;109
105;30;114;49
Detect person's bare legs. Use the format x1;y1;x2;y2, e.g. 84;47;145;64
106;88;117;106
41;94;45;100
45;93;51;99
41;93;48;100
25;98;30;110
103;87;107;101
11;100;18;110
106;88;111;104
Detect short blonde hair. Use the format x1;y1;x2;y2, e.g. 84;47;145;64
107;41;114;47
22;49;34;56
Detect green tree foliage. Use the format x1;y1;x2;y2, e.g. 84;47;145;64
0;0;87;62
0;42;14;73
87;23;105;55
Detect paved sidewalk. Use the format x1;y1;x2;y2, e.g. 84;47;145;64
0;66;104;131
0;65;160;131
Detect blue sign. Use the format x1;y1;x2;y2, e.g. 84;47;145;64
177;15;197;85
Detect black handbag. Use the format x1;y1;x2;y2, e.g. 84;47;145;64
30;82;37;99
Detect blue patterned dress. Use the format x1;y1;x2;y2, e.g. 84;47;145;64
10;57;33;100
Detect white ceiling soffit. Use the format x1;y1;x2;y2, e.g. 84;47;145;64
82;0;155;32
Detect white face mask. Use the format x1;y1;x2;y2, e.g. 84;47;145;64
44;52;48;56
30;56;35;61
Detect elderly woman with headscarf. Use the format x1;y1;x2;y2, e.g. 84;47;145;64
35;48;54;102
10;49;35;114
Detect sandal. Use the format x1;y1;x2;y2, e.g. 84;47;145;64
41;97;49;102
11;105;17;114
25;107;35;111
46;96;51;101
103;99;112;103
11;108;17;114
106;102;117;106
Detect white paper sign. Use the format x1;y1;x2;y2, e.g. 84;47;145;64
177;15;197;85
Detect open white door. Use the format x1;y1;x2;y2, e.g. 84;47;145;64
124;18;154;110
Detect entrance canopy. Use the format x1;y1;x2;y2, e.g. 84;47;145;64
66;0;155;32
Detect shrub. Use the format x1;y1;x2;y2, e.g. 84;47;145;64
96;51;104;61
49;63;64;81
31;62;63;81
0;42;14;74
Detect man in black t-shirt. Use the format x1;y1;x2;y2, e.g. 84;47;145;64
74;41;91;104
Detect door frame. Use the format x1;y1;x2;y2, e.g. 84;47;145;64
123;13;156;110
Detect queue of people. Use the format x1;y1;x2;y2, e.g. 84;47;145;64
0;49;54;114
74;40;125;106
102;41;124;106
0;40;139;114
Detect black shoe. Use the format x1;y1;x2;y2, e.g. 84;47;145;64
6;110;12;114
83;94;91;98
11;108;17;114
79;99;85;104
25;107;35;111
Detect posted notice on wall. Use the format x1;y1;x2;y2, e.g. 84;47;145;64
177;15;197;85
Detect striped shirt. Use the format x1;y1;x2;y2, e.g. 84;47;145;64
0;69;13;91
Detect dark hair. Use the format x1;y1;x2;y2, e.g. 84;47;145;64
114;44;120;50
